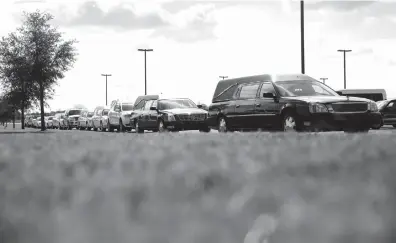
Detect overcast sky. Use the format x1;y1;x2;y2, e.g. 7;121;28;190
2;0;396;111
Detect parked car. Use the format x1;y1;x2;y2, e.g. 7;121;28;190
206;73;382;133
92;106;106;131
130;97;210;133
32;118;38;128
46;116;55;128
52;113;61;129
100;108;110;131
107;100;136;132
77;111;89;130
86;111;94;130
63;108;83;130
372;99;396;129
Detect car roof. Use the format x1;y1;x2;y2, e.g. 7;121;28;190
134;95;160;106
212;73;316;103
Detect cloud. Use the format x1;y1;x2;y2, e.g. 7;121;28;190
63;1;168;30
151;4;217;43
304;0;376;11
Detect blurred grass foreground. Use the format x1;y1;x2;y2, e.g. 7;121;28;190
0;132;396;243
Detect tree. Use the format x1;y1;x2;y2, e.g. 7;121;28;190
19;10;77;131
0;32;37;129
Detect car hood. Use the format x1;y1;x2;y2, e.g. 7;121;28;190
161;108;208;115
282;95;371;104
68;115;80;118
121;111;133;116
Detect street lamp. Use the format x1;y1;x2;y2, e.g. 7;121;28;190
320;77;328;84
337;49;352;89
300;0;305;74
138;48;154;95
219;76;228;80
101;74;112;106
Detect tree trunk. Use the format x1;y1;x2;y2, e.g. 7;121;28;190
39;79;46;131
12;107;15;129
21;81;25;129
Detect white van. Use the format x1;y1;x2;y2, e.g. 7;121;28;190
336;89;386;102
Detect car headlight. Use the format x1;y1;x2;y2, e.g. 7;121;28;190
369;101;378;112
309;103;328;113
167;114;176;121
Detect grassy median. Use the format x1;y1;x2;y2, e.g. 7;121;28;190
0;130;396;243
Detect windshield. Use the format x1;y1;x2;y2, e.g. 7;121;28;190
103;109;109;115
48;117;53;120
122;104;134;111
69;110;82;115
87;112;94;117
158;99;197;110
275;80;339;97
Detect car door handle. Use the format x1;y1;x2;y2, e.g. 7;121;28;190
236;105;240;108
255;104;261;107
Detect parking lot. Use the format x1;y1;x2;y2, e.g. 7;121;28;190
1;124;396;243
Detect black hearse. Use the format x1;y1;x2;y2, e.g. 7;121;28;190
206;73;382;133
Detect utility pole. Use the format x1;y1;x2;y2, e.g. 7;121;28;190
219;76;228;80
101;74;111;106
337;49;352;89
300;0;305;74
320;77;328;84
138;48;153;95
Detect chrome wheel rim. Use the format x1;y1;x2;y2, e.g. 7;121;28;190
218;118;227;133
158;121;165;132
284;116;297;132
136;121;140;132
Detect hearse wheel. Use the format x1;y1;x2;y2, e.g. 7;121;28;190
135;120;144;133
282;113;298;132
107;120;114;132
218;117;228;133
158;119;167;133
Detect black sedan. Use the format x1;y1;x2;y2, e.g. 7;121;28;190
206;74;382;133
130;98;211;133
372;99;396;129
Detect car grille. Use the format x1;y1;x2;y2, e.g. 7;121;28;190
330;102;368;112
177;114;206;121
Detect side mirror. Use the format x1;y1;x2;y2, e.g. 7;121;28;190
150;106;157;111
263;92;275;98
197;104;203;108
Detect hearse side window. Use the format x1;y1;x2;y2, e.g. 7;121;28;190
387;101;396;110
238;83;260;99
259;82;276;97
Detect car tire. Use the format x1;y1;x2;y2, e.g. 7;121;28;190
100;121;105;132
107;120;114;132
217;116;228;133
199;127;211;133
135;120;144;133
119;119;125;133
282;112;300;132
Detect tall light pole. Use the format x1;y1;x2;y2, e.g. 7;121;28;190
337;49;352;89
219;76;228;80
300;0;305;74
320;77;328;84
101;74;111;106
138;48;153;95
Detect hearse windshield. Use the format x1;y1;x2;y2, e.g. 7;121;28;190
103;109;109;115
69;110;82;115
158;99;197;110
275;80;339;97
122;104;134;111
